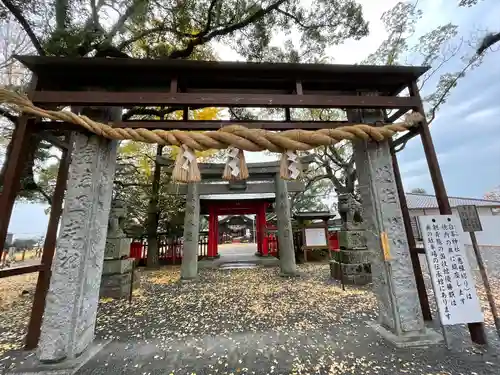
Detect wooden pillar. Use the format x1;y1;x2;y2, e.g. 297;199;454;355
408;80;487;345
0;78;38;251
0;118;35;251
25;136;72;349
390;144;432;321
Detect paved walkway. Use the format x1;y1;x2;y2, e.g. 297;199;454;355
218;243;259;263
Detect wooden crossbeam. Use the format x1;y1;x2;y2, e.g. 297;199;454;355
32;91;420;109
165;181;305;195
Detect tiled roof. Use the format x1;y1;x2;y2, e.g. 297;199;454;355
406;193;500;209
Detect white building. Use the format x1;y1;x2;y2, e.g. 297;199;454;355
406;193;500;248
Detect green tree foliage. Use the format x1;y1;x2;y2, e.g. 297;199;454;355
1;0;369;60
0;0;371;203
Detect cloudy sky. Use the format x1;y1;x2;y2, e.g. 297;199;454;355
7;0;500;238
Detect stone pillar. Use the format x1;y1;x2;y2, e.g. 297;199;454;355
100;199;139;299
330;193;372;285
349;103;439;346
181;182;200;280
275;175;298;276
37;130;118;362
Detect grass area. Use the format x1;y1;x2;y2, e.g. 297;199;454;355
0;272;37;311
13;249;39;262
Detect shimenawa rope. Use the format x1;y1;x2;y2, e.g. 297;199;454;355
0;89;424;183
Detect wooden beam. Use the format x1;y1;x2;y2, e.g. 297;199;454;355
32;91;420;109
25;135;72;349
392;128;419;148
387;108;409;123
37;131;69;150
0;264;43;278
43;120;366;131
166;181;305;195
157;156;314;169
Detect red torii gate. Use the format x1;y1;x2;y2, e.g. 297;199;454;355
205;199;272;257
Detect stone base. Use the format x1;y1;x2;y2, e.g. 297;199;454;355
100;270;139;299
104;237;131;259
338;230;367;249
6;340;110;375
367;321;443;348
180;277;197;283
330;260;372;285
203;254;221;260
102;258;134;275
279;272;301;278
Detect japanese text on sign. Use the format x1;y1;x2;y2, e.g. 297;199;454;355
304;228;328;248
457;205;483;232
418;215;483;325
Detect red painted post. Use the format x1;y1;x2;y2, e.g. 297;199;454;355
261;203;268;256
214;211;220;257
207;206;216;258
256;207;262;254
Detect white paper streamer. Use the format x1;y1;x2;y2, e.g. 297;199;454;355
181;145;195;170
286;150;300;179
227;147;241;177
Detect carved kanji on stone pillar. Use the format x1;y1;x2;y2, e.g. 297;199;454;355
275;175;297;276
37;108;120;362
181;183;200;280
348;96;440;347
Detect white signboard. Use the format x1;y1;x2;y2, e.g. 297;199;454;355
304;228;328;248
419;215;484;325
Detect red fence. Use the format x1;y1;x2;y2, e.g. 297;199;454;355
130;230;340;264
130;232;209;265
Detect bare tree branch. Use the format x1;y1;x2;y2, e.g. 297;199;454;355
37;186;53;206
477;32;500;55
194;0;219;38
118;26;195;50
168;0;288;59
106;0;144;42
427;54;478;124
0;0;45;56
90;0;100;29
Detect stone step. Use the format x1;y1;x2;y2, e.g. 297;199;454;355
219;262;259;270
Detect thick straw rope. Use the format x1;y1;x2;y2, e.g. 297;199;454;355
0;89;424;152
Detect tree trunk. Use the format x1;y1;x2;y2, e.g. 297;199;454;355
146;145;163;268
